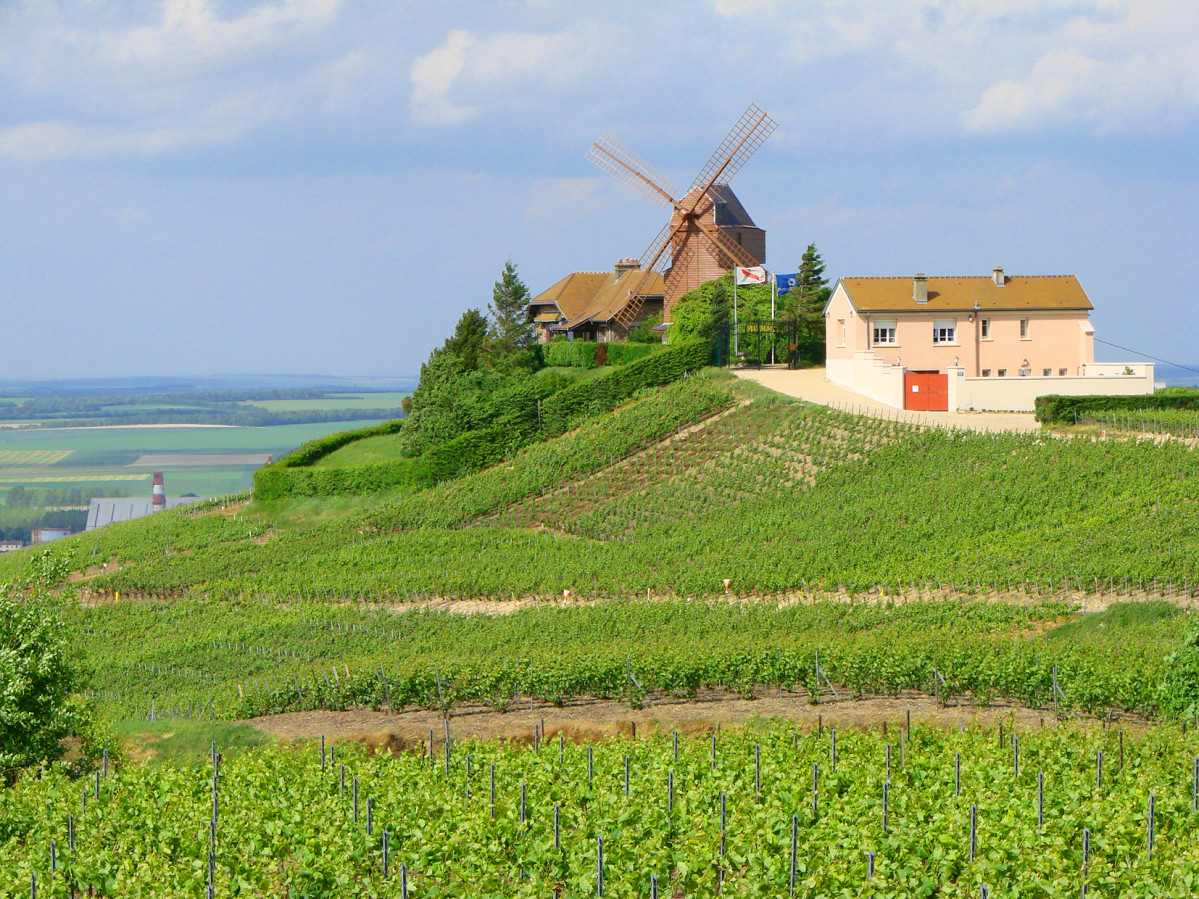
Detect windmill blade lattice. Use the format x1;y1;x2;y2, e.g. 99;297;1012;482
688;105;777;197
586;133;677;208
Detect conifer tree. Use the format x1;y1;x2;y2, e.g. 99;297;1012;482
488;259;535;357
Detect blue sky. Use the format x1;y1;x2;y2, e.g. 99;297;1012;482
1;0;1195;378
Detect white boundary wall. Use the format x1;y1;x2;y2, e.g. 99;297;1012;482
948;363;1154;412
826;351;905;408
828;353;1154;412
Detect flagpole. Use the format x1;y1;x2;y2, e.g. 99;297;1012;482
770;272;776;365
732;272;738;358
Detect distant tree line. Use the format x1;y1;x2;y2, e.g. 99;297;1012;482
0;389;408;428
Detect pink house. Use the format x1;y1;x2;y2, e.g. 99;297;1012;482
824;267;1153;412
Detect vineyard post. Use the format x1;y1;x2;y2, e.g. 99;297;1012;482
588;746;594;784
650;873;658;899
1083;827;1090;876
674;730;679;762
969;804;977;861
382;830;389;878
1038;772;1044;832
886;744;891;780
882;782;889;833
367;797;373;836
400;864;408;899
720;792;727;858
1097;751;1102;791
812;763;819;819
520;782;527;829
444;720;451;777
490;763;496;820
554;803;560;850
1119;731;1124;772
1192;757;1198;812
789;814;798;896
68;815;74;852
320;735;326;770
1148;793;1155;857
49;841;55;874
353;777;359;824
668;770;674;814
340;765;346;796
596;836;604;898
102;748;108;779
1014;736;1019;780
624;756;630;797
832;729;837;772
755;744;761;797
955;752;961;796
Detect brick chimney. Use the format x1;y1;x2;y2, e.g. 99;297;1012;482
913;274;928;304
614;258;640;276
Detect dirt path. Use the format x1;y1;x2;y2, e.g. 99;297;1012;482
250;689;1149;750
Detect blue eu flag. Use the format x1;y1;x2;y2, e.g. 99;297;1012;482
775;273;798;295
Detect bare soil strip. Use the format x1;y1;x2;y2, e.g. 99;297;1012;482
250;689;1151;752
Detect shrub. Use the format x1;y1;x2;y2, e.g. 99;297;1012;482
274;419;407;468
542;341;599;369
605;343;659;366
0;595;84;782
1035;392;1199;423
253;457;435;501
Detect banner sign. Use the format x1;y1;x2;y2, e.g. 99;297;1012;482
775;273;797;295
734;266;767;286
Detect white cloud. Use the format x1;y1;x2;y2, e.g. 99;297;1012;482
409;29;475;125
0;0;351;161
109;0;344;70
963;1;1199;133
408;26;602;127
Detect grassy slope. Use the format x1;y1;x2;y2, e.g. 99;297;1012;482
4;371;1198;599
314;431;407;467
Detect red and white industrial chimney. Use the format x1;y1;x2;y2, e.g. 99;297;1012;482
152;472;166;510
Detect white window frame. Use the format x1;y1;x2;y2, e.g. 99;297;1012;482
837;320;847;347
872;319;897;346
980;318;991;339
932;319;957;345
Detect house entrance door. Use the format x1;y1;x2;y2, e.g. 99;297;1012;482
904;371;949;411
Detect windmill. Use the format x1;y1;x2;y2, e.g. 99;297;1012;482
586;104;778;326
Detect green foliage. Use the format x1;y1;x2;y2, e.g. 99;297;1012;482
253;457;434;501
270;420;407;469
1159;623;1199;719
487;258;537;366
628;315;661;343
7;723;1199;896
442;308;490;370
1035;391;1199;423
542;340;598;369
605;342;659;365
793;242;831;357
0;594;83;781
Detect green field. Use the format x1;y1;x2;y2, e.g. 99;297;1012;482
0;419;389;497
248;391;411;412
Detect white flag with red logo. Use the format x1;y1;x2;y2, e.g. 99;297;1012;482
734;266;767;286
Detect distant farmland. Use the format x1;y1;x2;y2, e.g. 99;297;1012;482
0;389;406;498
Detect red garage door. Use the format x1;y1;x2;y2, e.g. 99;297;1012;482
904;371;948;411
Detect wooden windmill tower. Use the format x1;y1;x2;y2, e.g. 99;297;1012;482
586;105;777;324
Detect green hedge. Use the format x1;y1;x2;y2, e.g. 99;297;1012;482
255;339;712;499
254;457;433;500
1035;392;1199;423
605;343;659;365
542;341;598;369
275;419;406;468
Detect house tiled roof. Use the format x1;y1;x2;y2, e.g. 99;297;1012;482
839;275;1093;312
529;268;664;327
